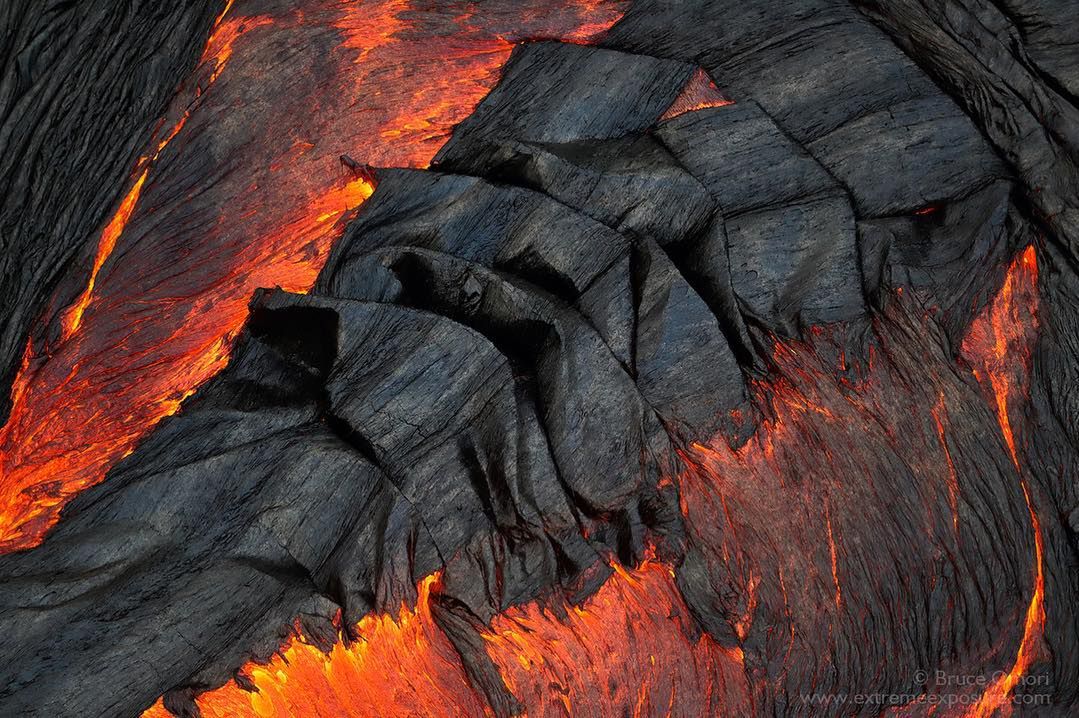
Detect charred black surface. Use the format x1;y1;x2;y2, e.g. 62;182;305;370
0;0;224;423
1;1;1079;717
432;41;695;174
603;0;1009;217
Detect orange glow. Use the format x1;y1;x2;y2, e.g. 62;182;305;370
961;245;1038;469
6;2;1051;714
825;506;842;610
141;574;488;718
61;169;150;338
483;560;749;717
59;4;263;342
0;171;374;551
204;14;273;85
675;252;1046;708
142;562;749;717
931;395;962;537
0;2;256;549
659;67;732;121
0;0;627;552
967;483;1045;718
960;246;1045;717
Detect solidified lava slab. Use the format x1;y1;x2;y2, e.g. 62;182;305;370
2;1;1079;717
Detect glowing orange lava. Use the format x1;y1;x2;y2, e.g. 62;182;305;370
3;1;1052;713
0;3;263;549
672;251;1047;711
658;67;731;121
824;506;842;610
60;1;258;341
142;574;488;718
0;0;628;552
134;251;1045;717
483;560;749;717
961;246;1039;469
140;562;748;717
61;169;149;339
966;482;1046;718
960;246;1045;717
931;394;963;537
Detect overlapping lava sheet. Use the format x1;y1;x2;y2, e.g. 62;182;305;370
2;1;1079;718
0;0;628;552
0;0;224;422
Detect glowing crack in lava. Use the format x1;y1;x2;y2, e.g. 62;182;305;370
142;562;750;717
0;0;628;552
960;246;1045;718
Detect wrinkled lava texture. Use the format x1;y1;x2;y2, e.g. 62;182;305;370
2;0;1079;717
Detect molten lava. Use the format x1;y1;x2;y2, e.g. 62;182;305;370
0;0;1055;712
61;169;149;340
674;246;1046;712
142;562;749;717
961;246;1039;470
960;246;1045;717
0;0;628;552
143;574;488;718
658;68;731;121
483;561;749;717
62;0;252;341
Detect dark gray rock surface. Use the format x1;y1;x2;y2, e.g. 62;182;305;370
859;180;1027;346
